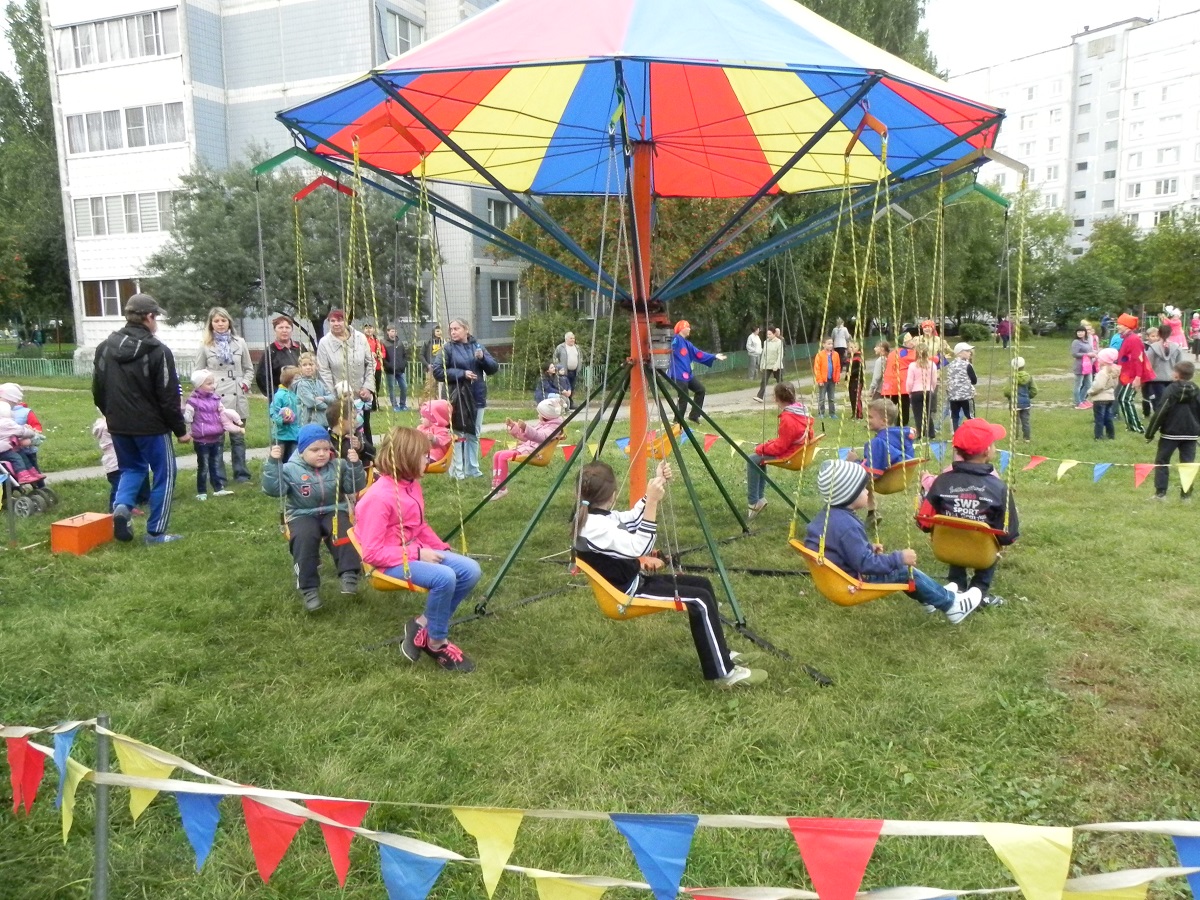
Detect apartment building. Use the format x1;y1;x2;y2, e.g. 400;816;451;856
40;0;523;359
948;10;1200;252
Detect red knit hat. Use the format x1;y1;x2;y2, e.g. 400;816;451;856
674;320;690;335
1117;313;1139;329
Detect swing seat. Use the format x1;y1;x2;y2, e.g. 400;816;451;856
357;464;376;499
870;458;926;495
424;444;453;475
515;436;562;467
764;434;825;471
623;425;683;461
346;528;427;594
926;515;1002;570
789;539;912;607
573;558;682;620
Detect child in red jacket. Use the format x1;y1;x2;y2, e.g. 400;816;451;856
747;382;814;518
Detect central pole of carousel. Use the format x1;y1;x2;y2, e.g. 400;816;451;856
627;140;654;504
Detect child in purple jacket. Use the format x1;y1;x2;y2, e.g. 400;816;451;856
185;369;236;500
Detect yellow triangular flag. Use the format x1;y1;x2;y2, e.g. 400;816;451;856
534;877;608;900
61;758;92;843
588;443;598;457
453;807;524;897
982;823;1073;900
1056;460;1079;481
113;739;176;822
1178;462;1199;494
1067;887;1148;900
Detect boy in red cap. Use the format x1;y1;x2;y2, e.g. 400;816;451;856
917;417;1019;605
1115;314;1146;434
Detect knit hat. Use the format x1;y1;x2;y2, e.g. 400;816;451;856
1011;357;1025;369
674;320;690;335
536;397;563;419
0;382;21;404
190;368;213;389
816;459;869;508
296;424;331;454
1097;348;1118;366
1117;313;1139;330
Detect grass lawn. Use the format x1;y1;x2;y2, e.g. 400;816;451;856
2;337;1198;898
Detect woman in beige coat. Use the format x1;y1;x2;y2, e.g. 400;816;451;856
194;306;254;482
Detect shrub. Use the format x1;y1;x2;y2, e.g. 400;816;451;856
958;323;992;344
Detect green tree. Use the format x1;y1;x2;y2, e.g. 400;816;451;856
1083;217;1148;309
0;0;70;328
1143;214;1200;310
1053;257;1124;328
144;154;421;344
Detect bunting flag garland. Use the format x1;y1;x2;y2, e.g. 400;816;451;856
981;823;1074;900
588;443;599;457
563;444;578;461
615;437;630;452
1065;886;1148;900
1173;836;1200;899
1179;463;1199;495
53;727;78;809
308;798;371;887
241;796;308;883
6;736;44;815
1133;464;1155;488
611;814;699;900
837;448;850;461
704;433;721;452
1093;463;1112;483
453;807;525;897
60;758;91;843
1023;456;1048;472
534;876;609;900
175;792;222;871
479;438;496;458
999;450;1011;473
1057;460;1079;481
788;817;883;900
113;738;176;823
379;844;448;900
929;442;945;462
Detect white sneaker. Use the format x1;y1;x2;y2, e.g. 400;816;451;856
196;493;207;501
747;498;768;520
716;665;768;687
944;581;959;594
753;396;764;403
213;489;234;497
945;587;984;625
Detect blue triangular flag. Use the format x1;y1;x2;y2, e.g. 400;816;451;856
615;437;631;452
999;451;1011;473
379;845;448;900
610;813;699;900
929;442;944;462
1093;463;1113;483
53;728;79;809
837;447;850;461
174;792;221;870
1173;835;1200;900
678;431;690;446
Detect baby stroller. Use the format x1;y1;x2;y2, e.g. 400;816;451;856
0;459;57;517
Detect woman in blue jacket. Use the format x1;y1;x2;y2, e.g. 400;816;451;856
432;318;499;478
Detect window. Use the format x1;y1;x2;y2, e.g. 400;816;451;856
1154;210;1173;226
1049;108;1062;124
995;173;1007;188
1125;213;1139;227
1048;136;1060;152
1128;151;1143;169
1078;103;1092;114
1101;199;1115;210
65;108;124;153
1027;169;1035;183
1132;91;1144;108
1129;121;1143;139
1105;109;1119;120
1126;182;1142;199
81;279;137;317
1160;115;1182;134
54;10;179;71
72;191;174;237
158;192;175;231
1154;178;1178;196
1044;193;1060;209
1104;140;1118;151
1020;114;1035;130
1193;174;1200;194
1077;132;1090;144
1045;165;1060;181
385;10;424;57
1076;162;1089;172
1157;146;1180;165
1073;218;1085;228
1019;141;1034;156
1051;79;1063;95
1074;190;1087;200
1087;36;1115;56
1161;84;1178;102
1079;74;1093;86
125;103;185;148
490;279;518;320
1103;170;1116;180
487;199;516;230
1026;86;1036;100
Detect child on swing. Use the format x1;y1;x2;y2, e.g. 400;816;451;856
806;459;984;624
293;352;334;426
746;382;813;519
573;459;767;688
418;398;453;464
269;365;301;460
490;397;565;499
846;398;916;528
355;426;483;673
326;397;376;466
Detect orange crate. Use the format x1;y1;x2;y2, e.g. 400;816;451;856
51;512;114;556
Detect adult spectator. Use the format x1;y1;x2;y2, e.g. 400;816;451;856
1070;324;1097;409
553;331;582;404
831;318;850;368
382;325;409;411
745;326;763;381
194;306;254;483
317;309;376;442
433;318;499;479
255;314;306;397
996;316;1012;349
668;320;725;423
422;324;445;398
92;294;191;544
755;327;784;402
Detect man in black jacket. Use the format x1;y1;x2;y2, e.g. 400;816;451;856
92;294;191;544
381;325;409;411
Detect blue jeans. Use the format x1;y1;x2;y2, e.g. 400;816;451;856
818;381;836;416
385;551;482;641
747;453;767;504
112;433;177;537
386;372;407;409
1073;374;1092;405
866;566;953;610
1092;401;1115;439
194;440;224;493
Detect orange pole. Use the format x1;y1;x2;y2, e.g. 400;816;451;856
628;141;654;504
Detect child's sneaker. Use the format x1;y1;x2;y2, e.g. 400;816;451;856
945;587;983;624
340;572;359;594
112;504;133;542
196;493;207;501
926;581;957;614
131;507;145;516
489;488;508;500
981;593;1006;608
301;589;323;612
213;489;234;497
716;665;768;688
424;640;476;673
1149;493;1167;501
747;498;768;520
399;617;428;662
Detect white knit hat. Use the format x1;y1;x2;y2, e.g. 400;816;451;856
190;368;214;388
1010;357;1026;370
816;459;870;508
0;383;21;404
536;397;563;419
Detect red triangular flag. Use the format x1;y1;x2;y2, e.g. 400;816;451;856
703;433;720;452
479;438;496;459
6;737;45;815
1134;464;1155;489
241;796;307;883
306;799;370;888
788;817;883;900
1022;456;1048;471
562;444;578;461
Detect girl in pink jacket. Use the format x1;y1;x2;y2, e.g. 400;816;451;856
417;399;453;463
354;426;482;673
906;344;939;439
490;397;565;498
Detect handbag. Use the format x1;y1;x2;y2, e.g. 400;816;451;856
449;383;478;435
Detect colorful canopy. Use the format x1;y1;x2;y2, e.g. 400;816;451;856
278;0;1002;200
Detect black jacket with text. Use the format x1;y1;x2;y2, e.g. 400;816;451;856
92;324;187;437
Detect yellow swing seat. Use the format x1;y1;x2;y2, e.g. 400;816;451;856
870;457;926;495
346;527;427;594
765;434;826;471
573;558;682;620
623;424;683;461
423;443;454;475
925;515;1003;570
789;539;912;607
515;435;563;467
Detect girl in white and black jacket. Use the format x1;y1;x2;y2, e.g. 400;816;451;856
572;460;765;688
